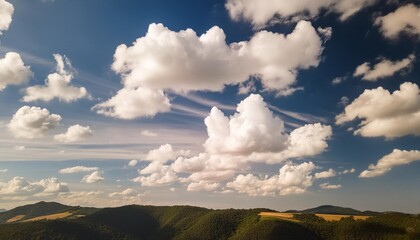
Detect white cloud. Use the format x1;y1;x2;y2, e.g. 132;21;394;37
22;54;89;102
225;0;377;27
109;188;137;198
319;182;341;189
315;169;336;179
336;82;420;138
59;166;98;174
332;76;347;85
0;52;32;91
128;159;138;167
341;168;356;174
0;0;13;35
0;169;7;173
81;171;104;183
14;145;25;150
187;181;220;192
145;144;190;162
359;149;420;178
93;87;171;119
54;124;93;143
375;4;420;39
226;162;316;196
354;54;415;81
141;130;157;137
7;106;61;139
339;96;349;106
132;165;178;187
96;21;325;119
0;177;69;199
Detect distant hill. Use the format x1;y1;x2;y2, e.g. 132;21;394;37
286;205;380;216
0;201;98;223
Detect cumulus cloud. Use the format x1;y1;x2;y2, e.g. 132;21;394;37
314;169;336;179
226;162;316;196
93;87;171;119
95;21;325;119
225;0;377;27
319;182;341;189
0;52;32;91
59;166;98;174
375;4;420;39
359;149;420;178
0;177;69;199
341;168;356;174
0;0;13;35
22;54;89;102
0;169;8;173
7;106;61;139
54;124;93;143
353;54;415;81
336;82;420;138
187;181;220;192
132;165;178;187
141;130;157;137
144;144;190;162
128;159;138;167
332;76;347;85
82;171;104;183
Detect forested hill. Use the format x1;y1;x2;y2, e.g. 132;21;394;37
285;205;380;216
0;202;418;240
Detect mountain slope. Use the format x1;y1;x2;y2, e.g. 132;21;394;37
286;205;379;216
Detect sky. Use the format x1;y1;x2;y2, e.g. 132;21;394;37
0;0;419;213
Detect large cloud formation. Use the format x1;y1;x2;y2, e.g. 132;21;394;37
134;94;332;195
7;106;61;139
0;177;69;200
375;4;420;39
353;54;415;81
336;82;420;138
23;54;89;102
0;52;32;91
225;0;377;27
360;149;420;178
0;0;13;35
95;21;327;119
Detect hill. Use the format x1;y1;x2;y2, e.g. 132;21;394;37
0;202;418;239
0;201;98;223
286;205;380;216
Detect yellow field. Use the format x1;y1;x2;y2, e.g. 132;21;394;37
6;215;25;223
259;212;371;222
22;211;73;222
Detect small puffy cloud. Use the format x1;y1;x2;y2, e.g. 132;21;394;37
7;106;61;139
97;21;325;119
81;171;104;183
22;54;89;102
359;149;420;178
93;87;171;119
332;76;347;85
225;0;377;27
336;82;420;138
128;159;138;167
314;169;336;179
59;166;98;174
0;169;7;173
54;124;93;143
144;144;190;162
109;188;137;198
0;177;69;199
375;4;420;39
187;181;220;192
0;0;13;35
0;52;32;91
339;96;350;106
141;130;157;137
226;162;316;196
132;165;178;187
14;145;25;150
353;54;415;81
319;183;341;189
341;168;356;174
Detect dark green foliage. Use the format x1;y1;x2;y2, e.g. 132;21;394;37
0;202;418;240
0;201;73;223
287;205;379;216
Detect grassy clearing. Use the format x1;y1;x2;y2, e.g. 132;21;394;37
22;211;73;222
6;215;25;223
259;212;371;222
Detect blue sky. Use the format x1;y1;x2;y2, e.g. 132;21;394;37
0;0;419;212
